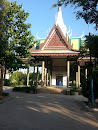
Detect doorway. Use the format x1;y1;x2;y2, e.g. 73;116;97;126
56;76;63;86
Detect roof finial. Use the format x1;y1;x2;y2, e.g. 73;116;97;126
80;31;84;39
55;0;67;36
69;29;72;37
67;26;70;34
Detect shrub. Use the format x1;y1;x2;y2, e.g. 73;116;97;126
2;92;9;96
82;67;98;101
13;87;28;92
13;86;37;94
82;78;91;100
11;72;26;86
4;79;11;86
92;67;98;99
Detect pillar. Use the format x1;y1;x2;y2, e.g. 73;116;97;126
50;73;51;86
85;68;87;79
27;66;29;87
33;66;35;85
67;61;70;88
44;68;47;86
36;65;39;87
78;65;80;87
76;72;78;88
41;61;45;87
47;70;48;86
50;61;52;86
46;60;48;86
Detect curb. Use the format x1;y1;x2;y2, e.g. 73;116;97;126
82;102;98;112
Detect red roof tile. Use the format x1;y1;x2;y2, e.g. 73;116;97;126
30;24;79;56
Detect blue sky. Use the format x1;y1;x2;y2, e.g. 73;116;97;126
8;0;97;40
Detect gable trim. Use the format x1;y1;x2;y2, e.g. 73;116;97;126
41;29;55;50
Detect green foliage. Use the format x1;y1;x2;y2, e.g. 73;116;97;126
13;86;37;94
0;0;35;72
82;78;91;100
52;0;98;30
2;92;9;96
0;0;10;62
82;67;98;100
0;1;37;96
70;62;78;81
71;86;79;92
4;79;11;86
13;87;28;92
10;71;26;86
10;71;41;87
29;72;41;86
85;35;98;59
92;67;98;99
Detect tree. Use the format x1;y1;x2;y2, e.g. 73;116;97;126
52;0;98;30
10;71;26;86
0;0;10;99
0;1;35;99
82;67;98;101
85;35;98;59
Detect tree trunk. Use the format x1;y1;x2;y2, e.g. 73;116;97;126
4;66;6;82
0;62;5;100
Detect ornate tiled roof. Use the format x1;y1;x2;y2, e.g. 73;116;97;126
30;24;79;56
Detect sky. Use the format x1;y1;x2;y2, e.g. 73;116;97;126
8;0;98;40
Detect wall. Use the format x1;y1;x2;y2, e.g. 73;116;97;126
52;71;67;87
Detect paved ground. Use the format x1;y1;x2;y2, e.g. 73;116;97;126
0;86;98;130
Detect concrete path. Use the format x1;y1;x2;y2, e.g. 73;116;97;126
0;87;98;130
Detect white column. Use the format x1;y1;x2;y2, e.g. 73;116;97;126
36;66;39;87
27;66;29;87
33;66;35;85
44;68;47;86
41;61;45;87
47;71;48;86
67;61;70;88
76;72;78;88
46;61;48;86
78;65;80;87
50;74;51;86
85;68;87;79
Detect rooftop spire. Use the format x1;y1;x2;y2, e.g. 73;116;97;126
55;0;67;36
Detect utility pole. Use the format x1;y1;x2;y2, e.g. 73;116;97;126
89;32;94;107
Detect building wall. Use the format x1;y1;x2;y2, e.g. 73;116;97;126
52;58;67;67
71;39;79;50
0;73;11;80
51;58;67;86
39;40;45;44
52;71;67;86
5;74;11;80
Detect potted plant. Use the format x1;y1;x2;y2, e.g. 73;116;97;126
29;82;38;94
70;83;79;95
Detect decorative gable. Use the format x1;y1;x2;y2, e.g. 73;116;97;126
41;25;72;51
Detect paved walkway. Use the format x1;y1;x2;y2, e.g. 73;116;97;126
0;86;98;130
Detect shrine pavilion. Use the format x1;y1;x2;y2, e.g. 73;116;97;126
29;3;86;88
